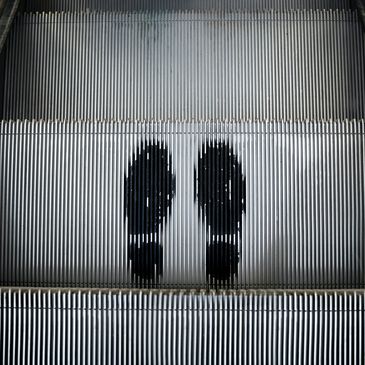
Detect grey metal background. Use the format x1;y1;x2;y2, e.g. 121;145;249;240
3;10;365;121
1;289;364;364
1;120;364;288
22;0;353;12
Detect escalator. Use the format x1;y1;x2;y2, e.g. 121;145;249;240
0;0;364;363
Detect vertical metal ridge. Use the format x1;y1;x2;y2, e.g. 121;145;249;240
22;0;353;12
0;119;364;289
0;289;364;364
3;10;365;121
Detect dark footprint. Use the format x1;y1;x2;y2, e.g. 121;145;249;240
196;140;245;282
128;241;163;280
206;240;240;280
124;141;175;281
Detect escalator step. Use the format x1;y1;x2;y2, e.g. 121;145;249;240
0;119;364;288
3;10;364;121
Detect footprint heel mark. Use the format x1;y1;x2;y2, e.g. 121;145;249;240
128;241;163;279
206;239;240;280
124;141;175;282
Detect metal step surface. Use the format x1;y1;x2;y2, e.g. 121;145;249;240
22;0;353;12
1;120;364;289
1;288;364;364
3;10;365;121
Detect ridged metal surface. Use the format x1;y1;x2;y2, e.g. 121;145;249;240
3;10;365;121
0;120;364;288
1;289;364;364
22;0;352;12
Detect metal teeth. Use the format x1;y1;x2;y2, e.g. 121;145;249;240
23;0;353;12
3;10;365;122
1;288;364;364
0;119;364;289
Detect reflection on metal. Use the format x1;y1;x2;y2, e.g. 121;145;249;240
0;0;19;53
3;10;365;121
0;120;364;288
1;289;364;364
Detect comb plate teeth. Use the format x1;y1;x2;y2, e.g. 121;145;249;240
1;289;364;364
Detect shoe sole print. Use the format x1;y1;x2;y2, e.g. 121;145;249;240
124;141;176;283
125;138;245;285
196;140;245;283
